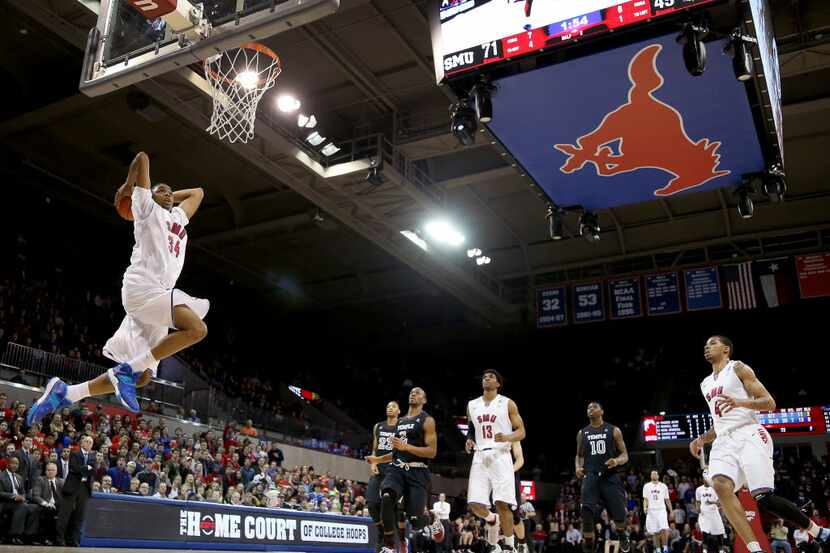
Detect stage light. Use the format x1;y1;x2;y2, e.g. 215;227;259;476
450;102;477;146
472;83;493;123
277;94;301;113
546;205;564;240
736;187;754;219
732;39;752;81
321;143;341;156
579;211;600;243
678;23;707;77
297;114;317;128
467;248;482;258
306;131;325;146
400;230;429;252
424;220;465;247
235;70;259;90
762;164;786;203
476;256;491;266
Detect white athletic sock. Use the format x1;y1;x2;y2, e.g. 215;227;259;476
486;514;500;544
505;536;515;548
127;351;157;374
806;521;821;538
746;541;761;552
65;382;90;403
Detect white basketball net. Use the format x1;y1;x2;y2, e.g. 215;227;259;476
204;43;281;144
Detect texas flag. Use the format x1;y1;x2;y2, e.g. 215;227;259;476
753;257;797;308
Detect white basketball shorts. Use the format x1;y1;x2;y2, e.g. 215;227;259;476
103;284;209;376
708;424;774;493
467;448;517;507
645;510;669;534
698;511;725;536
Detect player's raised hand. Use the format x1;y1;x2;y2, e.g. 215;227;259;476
689;437;703;459
465;439;475;454
716;394;743;414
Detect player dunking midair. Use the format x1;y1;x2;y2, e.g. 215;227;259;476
28;152;209;425
366;387;439;553
466;369;526;553
689;336;830;553
368;401;401;548
575;402;631;553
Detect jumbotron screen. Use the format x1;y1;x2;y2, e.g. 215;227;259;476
434;0;720;81
642;406;828;443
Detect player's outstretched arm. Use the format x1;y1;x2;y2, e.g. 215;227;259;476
173;187;205;220
115;152;151;206
495;399;526;443
575;429;585;478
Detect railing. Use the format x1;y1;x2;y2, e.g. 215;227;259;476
1;343;186;413
2;343;369;456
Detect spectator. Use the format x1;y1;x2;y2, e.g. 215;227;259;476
240;419;258;438
566;523;583;551
770;520;792;553
107;457;130;492
32;461;63;545
671;502;686;526
0;455;39;545
56;435;96;547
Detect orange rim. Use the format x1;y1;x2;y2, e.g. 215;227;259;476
205;42;282;87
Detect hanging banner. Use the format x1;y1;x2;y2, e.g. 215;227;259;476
684;266;722;311
645;272;681;315
796;253;830;299
536;286;568;328
608;277;643;319
572;282;605;323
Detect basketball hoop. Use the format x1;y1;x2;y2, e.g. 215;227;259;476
204;42;281;143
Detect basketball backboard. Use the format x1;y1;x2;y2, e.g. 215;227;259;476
80;0;339;97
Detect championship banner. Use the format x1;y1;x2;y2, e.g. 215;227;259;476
82;493;375;551
733;489;772;553
536;286;568;328
795;253;830;299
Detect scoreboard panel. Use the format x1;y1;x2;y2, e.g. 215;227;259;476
433;0;721;82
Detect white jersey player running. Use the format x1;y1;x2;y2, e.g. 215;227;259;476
642;470;671;553
695;483;725;553
28;152;209;424
465;369;526;553
689;336;830;553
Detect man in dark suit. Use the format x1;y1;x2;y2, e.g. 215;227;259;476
56;448;71;480
0;456;39;545
56;436;96;547
13;437;39;494
32;461;63;545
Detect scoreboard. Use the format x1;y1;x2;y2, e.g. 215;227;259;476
432;0;722;82
643;406;829;443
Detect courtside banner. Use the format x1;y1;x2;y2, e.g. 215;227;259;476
82;493;374;551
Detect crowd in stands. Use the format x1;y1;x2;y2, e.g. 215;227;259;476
0;392;371;545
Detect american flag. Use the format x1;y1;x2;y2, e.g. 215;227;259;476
722;261;757;310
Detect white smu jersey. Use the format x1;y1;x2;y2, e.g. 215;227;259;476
700;360;758;435
124;186;189;290
642;482;669;511
468;394;513;451
695;485;719;513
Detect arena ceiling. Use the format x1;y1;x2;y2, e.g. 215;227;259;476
2;0;830;328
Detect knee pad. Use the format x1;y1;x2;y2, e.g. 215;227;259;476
369;503;381;524
581;506;596;534
755;491;811;528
